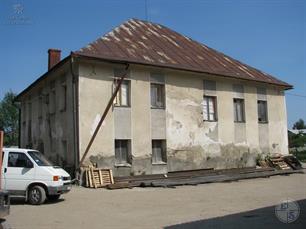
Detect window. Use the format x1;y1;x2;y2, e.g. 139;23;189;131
8;152;33;168
114;80;130;106
202;96;217;121
152;140;167;164
115;140;131;165
27;101;32;121
38;94;43;118
151;83;165;108
22;103;26;123
50;82;56;114
203;80;216;91
27;120;32;147
28;151;53;166
258;100;268;123
233;99;245;122
60;82;67;111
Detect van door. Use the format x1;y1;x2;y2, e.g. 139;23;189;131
4;151;35;195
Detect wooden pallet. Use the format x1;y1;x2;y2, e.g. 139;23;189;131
269;156;291;170
84;167;114;188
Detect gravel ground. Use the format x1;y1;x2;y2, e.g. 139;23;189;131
6;172;306;229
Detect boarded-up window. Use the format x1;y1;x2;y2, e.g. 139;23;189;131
202;96;217;121
258;100;268;123
151;83;165;108
60;81;67;111
114;80;130;106
152;140;167;164
22;103;26;123
233;98;245;122
50;81;56;114
27;120;32;147
38;91;43;118
203;80;216;91
27;101;32;121
115;140;131;164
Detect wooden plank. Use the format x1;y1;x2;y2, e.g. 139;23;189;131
91;168;97;188
85;168;89;187
99;170;103;186
88;168;93;188
110;170;114;184
114;167;273;183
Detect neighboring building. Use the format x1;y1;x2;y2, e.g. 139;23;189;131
16;19;292;176
288;129;306;136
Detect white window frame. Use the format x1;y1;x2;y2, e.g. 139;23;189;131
150;83;165;109
233;98;245;123
203;96;217;121
114;80;130;107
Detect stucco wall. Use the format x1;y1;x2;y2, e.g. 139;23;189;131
78;61;289;176
19;64;76;171
78;62;115;168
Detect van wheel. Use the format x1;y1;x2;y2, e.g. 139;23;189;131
28;185;46;205
47;194;61;201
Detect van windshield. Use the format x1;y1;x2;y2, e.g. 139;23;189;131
28;151;53;166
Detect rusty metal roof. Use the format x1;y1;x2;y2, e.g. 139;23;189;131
74;18;291;88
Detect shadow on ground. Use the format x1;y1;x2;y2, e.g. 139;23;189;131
165;199;305;229
10;197;65;205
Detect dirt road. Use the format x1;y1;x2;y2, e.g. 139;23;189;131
7;172;306;229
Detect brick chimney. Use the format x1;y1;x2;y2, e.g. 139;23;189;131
48;49;61;70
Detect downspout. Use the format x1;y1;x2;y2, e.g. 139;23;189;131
70;54;80;178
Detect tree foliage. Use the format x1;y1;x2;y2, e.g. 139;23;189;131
0;91;19;146
288;118;306;148
293;119;306;130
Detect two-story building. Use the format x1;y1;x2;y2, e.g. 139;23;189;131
16;19;292;176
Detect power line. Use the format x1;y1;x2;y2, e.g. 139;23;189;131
286;93;306;98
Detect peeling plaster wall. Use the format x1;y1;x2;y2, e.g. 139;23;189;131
19;65;76;170
18;58;289;177
78;62;114;163
268;88;289;155
245;85;260;152
77;61;289;176
165;73;256;171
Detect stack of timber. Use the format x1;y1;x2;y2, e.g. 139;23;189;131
282;155;303;170
106;166;304;190
84;167;114;188
268;154;291;170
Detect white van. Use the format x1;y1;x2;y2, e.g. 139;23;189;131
1;148;71;205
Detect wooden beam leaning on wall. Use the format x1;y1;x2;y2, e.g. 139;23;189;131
79;64;130;166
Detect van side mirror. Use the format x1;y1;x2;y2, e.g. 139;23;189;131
25;160;34;168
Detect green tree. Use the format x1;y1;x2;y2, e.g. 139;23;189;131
293;119;306;130
0;91;19;146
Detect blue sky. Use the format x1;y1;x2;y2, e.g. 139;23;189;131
0;0;305;127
